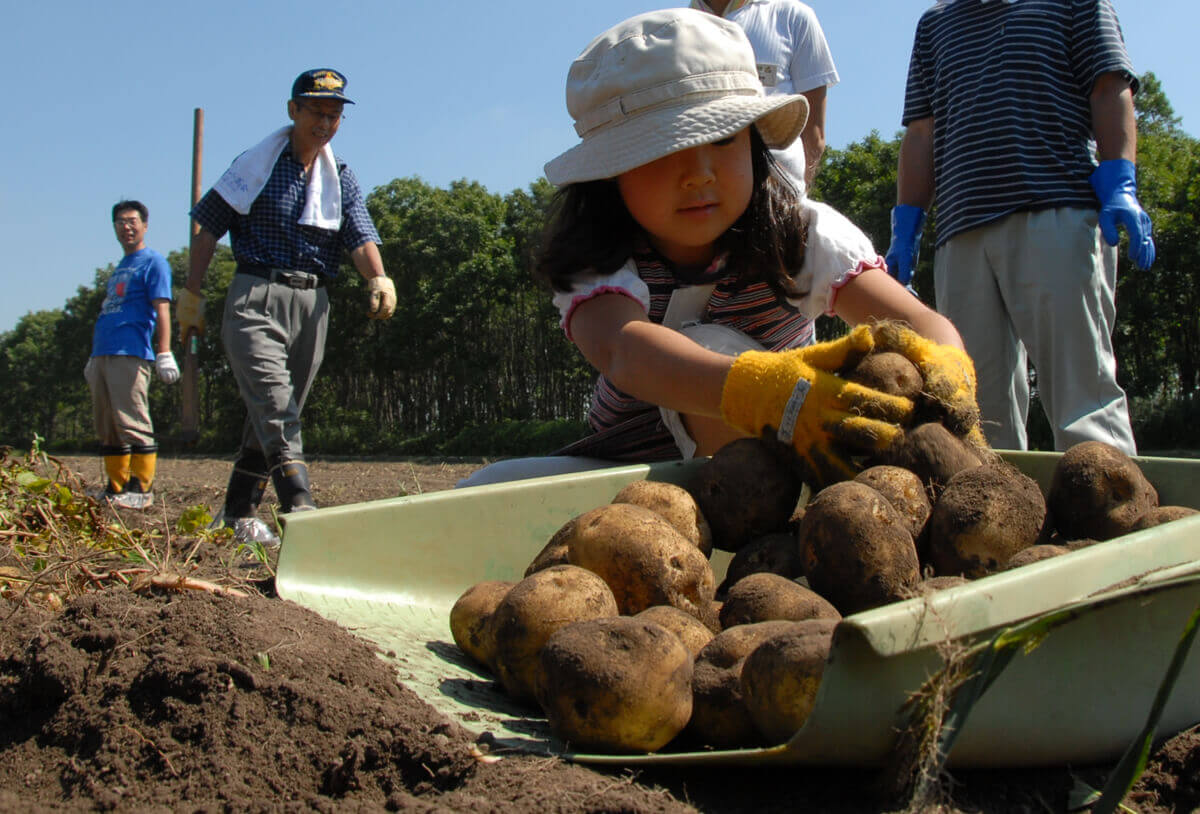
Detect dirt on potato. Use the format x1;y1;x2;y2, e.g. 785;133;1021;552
0;452;1198;813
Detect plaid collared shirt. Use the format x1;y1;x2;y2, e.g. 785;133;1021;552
192;142;380;278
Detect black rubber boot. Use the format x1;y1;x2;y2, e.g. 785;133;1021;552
222;449;270;519
270;457;317;513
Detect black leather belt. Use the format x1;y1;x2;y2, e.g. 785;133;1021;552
237;263;324;289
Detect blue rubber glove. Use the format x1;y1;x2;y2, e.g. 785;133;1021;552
1089;159;1155;270
884;205;926;286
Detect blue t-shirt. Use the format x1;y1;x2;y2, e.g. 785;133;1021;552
91;248;173;361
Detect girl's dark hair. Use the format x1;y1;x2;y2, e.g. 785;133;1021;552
535;126;808;300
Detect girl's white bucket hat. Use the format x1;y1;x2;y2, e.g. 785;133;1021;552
544;8;809;186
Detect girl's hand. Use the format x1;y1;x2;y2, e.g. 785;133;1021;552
720;326;915;486
870;321;987;448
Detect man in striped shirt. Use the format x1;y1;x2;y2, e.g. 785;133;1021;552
885;0;1154;455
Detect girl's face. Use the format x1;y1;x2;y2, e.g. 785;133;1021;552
616;128;754;268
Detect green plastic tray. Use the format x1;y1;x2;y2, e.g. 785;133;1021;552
275;452;1200;767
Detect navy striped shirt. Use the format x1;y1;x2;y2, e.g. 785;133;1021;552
192;143;380;278
901;0;1136;246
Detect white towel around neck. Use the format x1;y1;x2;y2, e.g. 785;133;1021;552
211;125;342;230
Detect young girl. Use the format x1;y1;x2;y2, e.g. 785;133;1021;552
462;9;978;488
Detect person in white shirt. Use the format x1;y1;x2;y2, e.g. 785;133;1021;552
692;0;839;190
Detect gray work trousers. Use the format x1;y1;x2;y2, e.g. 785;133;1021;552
221;273;329;462
934;207;1135;454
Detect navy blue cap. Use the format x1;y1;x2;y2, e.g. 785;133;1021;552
291;69;355;104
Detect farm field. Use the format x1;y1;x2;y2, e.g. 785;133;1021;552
0;451;1197;812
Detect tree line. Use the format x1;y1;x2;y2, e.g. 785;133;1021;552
2;73;1196;456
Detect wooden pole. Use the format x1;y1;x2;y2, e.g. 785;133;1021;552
180;108;204;443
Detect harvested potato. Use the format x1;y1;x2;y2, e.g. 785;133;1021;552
537;616;693;753
854;465;932;544
687;620;799;749
718;573;840;628
1004;545;1071;570
565;503;716;621
846;350;924;400
489;565;619;704
1047;441;1159;541
928;462;1047;578
799;481;921;615
876;422;984;499
690;438;805;552
449;580;515;670
1131;505;1199;531
740;618;839;744
716;531;804;597
524;515;576;577
613;480;713;557
635;605;715;659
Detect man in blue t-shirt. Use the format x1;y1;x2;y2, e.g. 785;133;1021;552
84;200;179;508
884;0;1153;455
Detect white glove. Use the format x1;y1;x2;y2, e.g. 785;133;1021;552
366;276;396;320
155;351;180;384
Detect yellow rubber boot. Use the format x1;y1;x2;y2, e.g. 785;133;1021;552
103;453;131;494
130;450;157;494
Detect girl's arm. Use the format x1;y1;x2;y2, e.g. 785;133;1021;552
831;266;964;350
569;292;732;419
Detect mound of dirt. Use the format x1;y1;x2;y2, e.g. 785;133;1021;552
1;454;1197;812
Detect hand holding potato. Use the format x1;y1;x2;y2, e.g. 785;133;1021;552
869;321;985;446
720;325;915;486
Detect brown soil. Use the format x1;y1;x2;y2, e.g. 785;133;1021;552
1;454;1197;812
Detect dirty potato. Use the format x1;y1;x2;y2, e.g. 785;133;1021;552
1004;544;1071;570
740;618;839;744
854;465;932;545
928;462;1047;578
799;481;921;615
876;422;984;499
716;531;805;597
635;605;715;659
1132;505;1200;531
524;515;576;577
1047;441;1159;541
846;350;924;400
687;620;800;749
718;573;840;628
489;565;619;704
613;480;713;557
537;616;693;753
565;503;716;621
690;438;805;552
449;580;515;670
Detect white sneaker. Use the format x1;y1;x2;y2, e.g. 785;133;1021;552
210;516;281;547
106;491;154;510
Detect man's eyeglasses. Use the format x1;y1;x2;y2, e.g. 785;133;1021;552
298;103;346;124
114;217;142;226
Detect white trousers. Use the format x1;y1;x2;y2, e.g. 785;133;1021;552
934;207;1135;454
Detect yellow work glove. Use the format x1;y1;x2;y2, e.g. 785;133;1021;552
720;326;915;486
366;276;396;320
870;321;988;449
176;289;206;337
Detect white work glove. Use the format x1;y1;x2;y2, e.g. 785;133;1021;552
366;276;396;320
176;289;206;337
155;351;180;384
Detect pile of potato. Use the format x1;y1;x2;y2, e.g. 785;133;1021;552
449;353;1197;754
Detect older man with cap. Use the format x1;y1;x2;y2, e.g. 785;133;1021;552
180;68;396;543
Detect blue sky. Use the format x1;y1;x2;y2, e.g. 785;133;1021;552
2;0;1195;334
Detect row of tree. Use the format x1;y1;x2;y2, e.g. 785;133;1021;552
2;74;1196;455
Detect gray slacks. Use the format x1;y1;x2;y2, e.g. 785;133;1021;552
221;274;329;462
